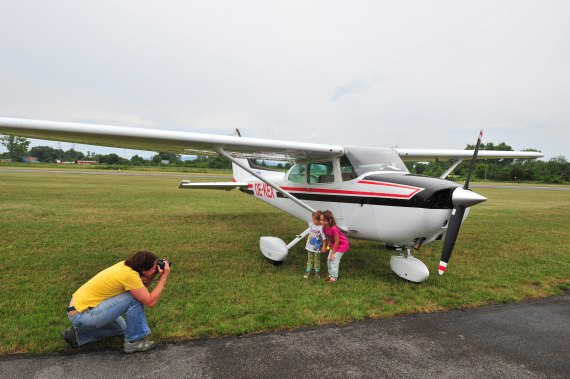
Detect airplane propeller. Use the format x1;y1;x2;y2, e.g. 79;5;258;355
438;130;486;275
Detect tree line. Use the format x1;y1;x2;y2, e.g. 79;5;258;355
1;135;567;183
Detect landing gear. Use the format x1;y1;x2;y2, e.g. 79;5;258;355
259;229;310;265
389;246;430;283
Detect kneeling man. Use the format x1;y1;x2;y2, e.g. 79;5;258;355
61;251;171;353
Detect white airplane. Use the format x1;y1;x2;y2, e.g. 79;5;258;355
0;117;543;282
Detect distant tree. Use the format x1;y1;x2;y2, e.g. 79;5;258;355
0;135;30;162
29;146;60;162
98;153;130;165
130;155;147;166
414;163;427;175
544;156;569;183
62;148;85;162
185;155;231;169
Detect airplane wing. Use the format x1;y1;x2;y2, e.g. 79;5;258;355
396;148;543;161
179;180;249;190
0;117;543;162
0;117;344;162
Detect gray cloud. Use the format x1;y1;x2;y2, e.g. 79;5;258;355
331;75;383;102
0;0;568;160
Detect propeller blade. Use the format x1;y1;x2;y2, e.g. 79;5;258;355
439;130;484;275
464;129;483;190
439;205;466;275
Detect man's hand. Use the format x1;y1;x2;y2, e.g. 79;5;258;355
157;259;171;277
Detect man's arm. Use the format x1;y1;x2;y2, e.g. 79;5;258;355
130;261;171;308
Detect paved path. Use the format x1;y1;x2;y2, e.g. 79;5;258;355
1;294;568;379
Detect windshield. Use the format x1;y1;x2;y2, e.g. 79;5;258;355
344;147;408;176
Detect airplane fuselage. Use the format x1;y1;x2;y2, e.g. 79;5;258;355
237;152;463;248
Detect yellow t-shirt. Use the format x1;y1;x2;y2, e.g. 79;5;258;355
72;261;144;312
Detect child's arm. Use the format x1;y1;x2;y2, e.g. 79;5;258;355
329;233;340;260
321;237;328;253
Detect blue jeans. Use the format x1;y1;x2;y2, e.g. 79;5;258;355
68;292;151;346
327;251;345;279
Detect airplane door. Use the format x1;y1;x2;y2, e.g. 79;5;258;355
284;163;312;220
307;161;342;223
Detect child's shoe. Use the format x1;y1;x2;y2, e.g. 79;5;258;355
303;271;310;279
314;272;320;279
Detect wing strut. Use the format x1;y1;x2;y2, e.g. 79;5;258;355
439;159;463;179
218;148;315;264
217;148;315;214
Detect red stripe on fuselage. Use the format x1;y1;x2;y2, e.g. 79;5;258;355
358;180;423;198
245;181;424;200
276;185;423;200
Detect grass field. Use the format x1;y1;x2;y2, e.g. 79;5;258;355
0;168;569;354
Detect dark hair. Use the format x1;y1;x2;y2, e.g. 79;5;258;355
323;210;336;226
125;251;158;274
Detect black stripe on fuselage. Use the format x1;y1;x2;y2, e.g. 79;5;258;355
241;174;458;209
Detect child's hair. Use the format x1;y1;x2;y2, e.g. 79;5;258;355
311;210;323;220
322;210;336;226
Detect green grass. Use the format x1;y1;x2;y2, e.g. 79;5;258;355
0;170;569;354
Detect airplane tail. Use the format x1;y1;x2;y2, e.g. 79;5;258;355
231;158;254;181
231;128;285;182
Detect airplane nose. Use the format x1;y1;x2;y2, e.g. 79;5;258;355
452;187;487;208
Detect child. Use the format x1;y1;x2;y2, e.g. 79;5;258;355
322;210;349;282
304;210;326;279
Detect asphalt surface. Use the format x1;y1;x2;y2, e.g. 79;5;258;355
1;294;568;379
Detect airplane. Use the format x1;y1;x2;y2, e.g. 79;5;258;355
0;117;543;282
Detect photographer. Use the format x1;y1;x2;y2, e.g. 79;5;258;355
61;251;171;353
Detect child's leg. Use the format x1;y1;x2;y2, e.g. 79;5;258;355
306;251;314;272
329;252;344;279
314;252;321;274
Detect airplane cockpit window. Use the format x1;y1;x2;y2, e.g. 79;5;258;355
308;161;334;184
287;164;307;184
340;155;357;181
345;147;409;176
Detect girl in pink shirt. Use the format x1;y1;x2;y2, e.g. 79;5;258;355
322;210;349;282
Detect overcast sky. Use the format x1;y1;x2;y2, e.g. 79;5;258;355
1;0;568;160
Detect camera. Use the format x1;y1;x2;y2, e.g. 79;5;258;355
157;258;172;270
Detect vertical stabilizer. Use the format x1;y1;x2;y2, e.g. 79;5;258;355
232;158;254;181
230;128;285;182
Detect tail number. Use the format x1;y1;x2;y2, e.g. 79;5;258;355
254;182;276;199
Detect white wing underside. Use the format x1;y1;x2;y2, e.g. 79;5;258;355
0;117;543;162
179;181;248;190
0;118;343;161
395;148;542;161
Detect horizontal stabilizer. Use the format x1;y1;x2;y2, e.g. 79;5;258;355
179;180;248;190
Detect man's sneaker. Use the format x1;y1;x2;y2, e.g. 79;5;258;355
303;272;310;279
60;328;79;349
124;338;156;353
